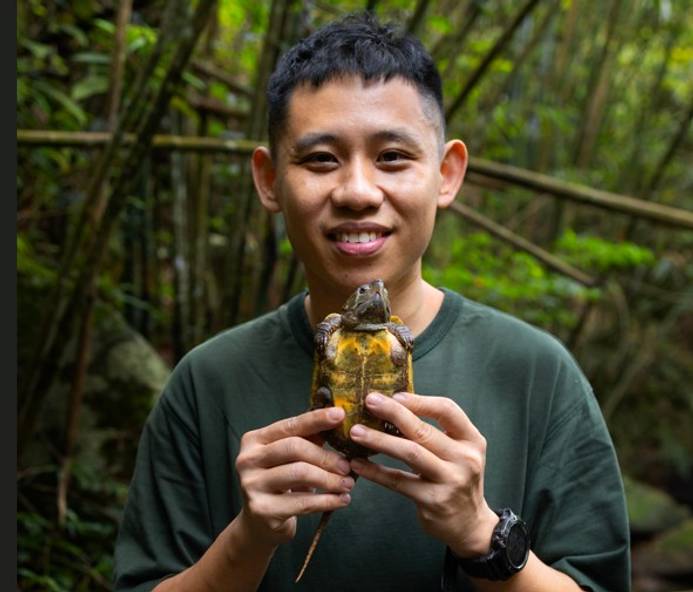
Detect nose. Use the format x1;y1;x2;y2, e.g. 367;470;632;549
330;158;384;210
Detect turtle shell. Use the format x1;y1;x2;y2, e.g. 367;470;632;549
311;314;413;458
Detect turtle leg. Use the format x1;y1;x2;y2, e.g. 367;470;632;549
315;313;342;358
313;386;333;409
387;323;413;368
388;322;414;351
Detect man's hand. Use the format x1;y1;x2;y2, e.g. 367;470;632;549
234;407;354;549
348;392;498;558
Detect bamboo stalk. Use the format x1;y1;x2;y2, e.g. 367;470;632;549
17;129;258;152
447;201;597;287
55;0;135;520
56;288;94;526
445;0;543;122
106;0;133;130
431;1;481;63
406;0;430;36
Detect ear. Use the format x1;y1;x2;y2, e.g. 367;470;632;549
251;146;281;213
437;139;468;209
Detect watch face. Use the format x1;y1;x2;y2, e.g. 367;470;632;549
506;523;529;568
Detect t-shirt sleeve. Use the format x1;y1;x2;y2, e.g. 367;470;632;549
523;363;631;592
113;359;214;591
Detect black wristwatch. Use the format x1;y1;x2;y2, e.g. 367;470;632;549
449;508;530;581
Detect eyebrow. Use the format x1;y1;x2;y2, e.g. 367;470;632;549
290;128;425;154
291;133;338;154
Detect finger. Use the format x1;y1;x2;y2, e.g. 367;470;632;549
349;423;447;481
260;436;351;476
363;392;452;458
261;462;355;494
254;407;345;445
391;392;484;444
350;458;422;499
282;491;352;516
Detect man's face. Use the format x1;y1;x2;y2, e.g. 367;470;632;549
262;76;459;297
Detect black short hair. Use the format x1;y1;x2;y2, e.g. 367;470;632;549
266;12;444;156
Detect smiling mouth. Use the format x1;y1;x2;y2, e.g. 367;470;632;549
334;231;386;244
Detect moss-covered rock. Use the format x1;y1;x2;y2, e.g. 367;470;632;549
624;475;691;537
636;519;693;579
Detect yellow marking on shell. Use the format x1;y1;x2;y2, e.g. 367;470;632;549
319;325;412;450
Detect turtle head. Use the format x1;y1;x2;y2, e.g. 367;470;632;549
342;279;391;327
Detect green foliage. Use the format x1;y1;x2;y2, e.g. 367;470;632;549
556;230;656;271
18;460;126;591
17;235;56;287
425;227;599;331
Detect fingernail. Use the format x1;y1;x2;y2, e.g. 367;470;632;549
341;477;355;490
366;393;383;405
327;407;344;421
339;493;351;504
393;392;408;402
337;459;351;475
350;424;366;438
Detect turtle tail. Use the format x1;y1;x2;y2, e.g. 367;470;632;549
294;473;358;583
294;509;333;583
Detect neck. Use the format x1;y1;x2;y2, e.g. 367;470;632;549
304;276;444;338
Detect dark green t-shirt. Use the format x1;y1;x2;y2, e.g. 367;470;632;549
113;290;630;591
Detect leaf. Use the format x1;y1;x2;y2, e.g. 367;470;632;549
126;24;157;53
93;18;115;35
72;52;111;65
56;23;89;47
19;38;52;60
33;80;88;126
72;75;110;101
182;71;206;91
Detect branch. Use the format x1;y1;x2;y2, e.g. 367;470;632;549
468;157;693;230
190;59;253;99
447;201;597;286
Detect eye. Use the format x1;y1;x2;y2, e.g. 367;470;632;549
301;152;338;168
378;150;409;165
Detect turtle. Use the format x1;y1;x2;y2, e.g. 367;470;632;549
295;279;414;582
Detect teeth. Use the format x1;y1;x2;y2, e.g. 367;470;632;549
338;231;382;243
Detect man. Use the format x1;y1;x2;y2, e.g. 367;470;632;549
114;12;630;592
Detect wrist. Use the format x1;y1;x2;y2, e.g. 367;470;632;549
228;510;279;563
449;508;531;582
449;505;499;558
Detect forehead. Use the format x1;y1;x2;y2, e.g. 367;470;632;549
281;76;440;148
